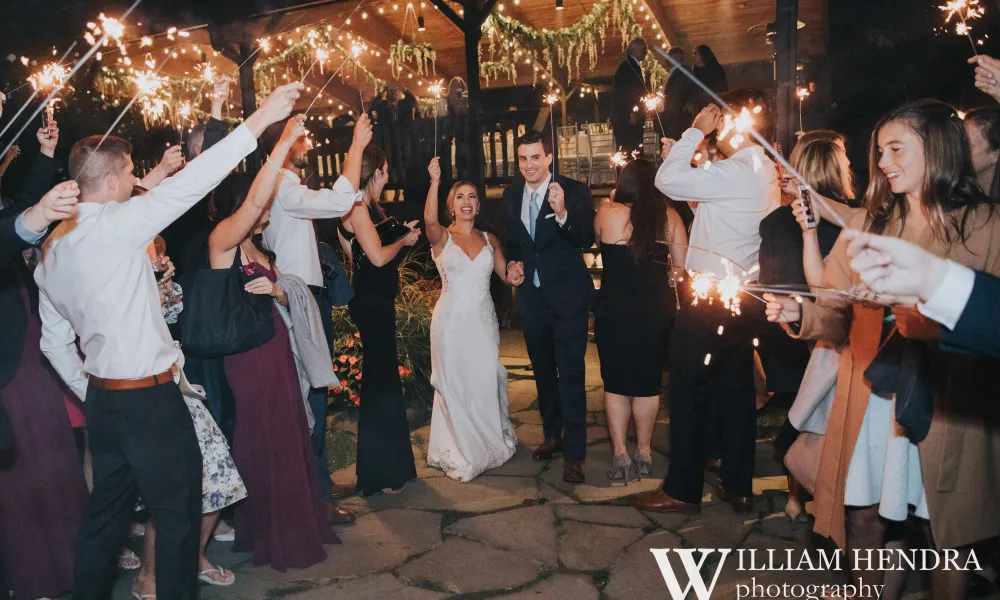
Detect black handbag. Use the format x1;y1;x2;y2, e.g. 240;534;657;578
864;328;935;442
351;215;411;273
178;252;276;357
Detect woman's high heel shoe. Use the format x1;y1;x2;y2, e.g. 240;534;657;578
785;495;806;522
607;454;632;487
632;450;652;481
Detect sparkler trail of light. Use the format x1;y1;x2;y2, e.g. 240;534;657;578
0;0;144;158
76;53;174;178
300;47;330;82
305;15;380;115
0;41;78;135
651;45;848;230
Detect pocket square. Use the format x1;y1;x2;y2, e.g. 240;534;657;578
545;213;556;219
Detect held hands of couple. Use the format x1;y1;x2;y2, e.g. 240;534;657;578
506;261;526;287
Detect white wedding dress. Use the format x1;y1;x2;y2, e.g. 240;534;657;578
427;231;517;481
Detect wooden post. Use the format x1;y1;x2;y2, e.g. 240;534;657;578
774;0;798;155
462;0;485;186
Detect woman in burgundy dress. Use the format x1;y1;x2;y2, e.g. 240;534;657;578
208;116;336;571
0;192;89;596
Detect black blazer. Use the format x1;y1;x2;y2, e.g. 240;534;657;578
503;175;596;317
610;57;646;132
0;154;58;389
758;204;842;286
941;269;1000;359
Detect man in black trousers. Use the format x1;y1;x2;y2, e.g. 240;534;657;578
611;38;649;156
504;130;595;483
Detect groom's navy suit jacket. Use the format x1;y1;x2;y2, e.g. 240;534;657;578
503;175;596;317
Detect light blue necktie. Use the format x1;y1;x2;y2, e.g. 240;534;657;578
528;190;541;287
529;190;540;240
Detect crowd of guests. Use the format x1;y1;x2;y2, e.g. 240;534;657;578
2;31;1000;600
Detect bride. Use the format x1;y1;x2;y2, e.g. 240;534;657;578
424;157;520;481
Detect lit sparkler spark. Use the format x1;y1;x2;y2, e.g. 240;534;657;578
938;0;985;53
87;14;128;54
257;37;272;53
29;62;70;92
611;150;628;167
686;259;747;315
350;41;367;59
641;92;664;112
133;69;166;97
544;93;559;105
177;101;192;120
200;63;217;84
796;87;810;100
719;106;758;149
428;80;445;97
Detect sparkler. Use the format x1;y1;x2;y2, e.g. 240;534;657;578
28;62;70;92
428;79;444;157
610;150;629;168
796;87;810;132
938;0;985;55
641;92;664;113
545;92;559;178
0;0;144;160
86;13;128;55
301;46;330;82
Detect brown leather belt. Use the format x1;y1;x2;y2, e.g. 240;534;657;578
89;369;175;391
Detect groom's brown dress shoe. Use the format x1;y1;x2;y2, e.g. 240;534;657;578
715;484;753;514
532;437;563;460
563;459;586;484
627;489;701;515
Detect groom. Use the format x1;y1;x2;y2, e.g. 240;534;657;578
504;131;595;483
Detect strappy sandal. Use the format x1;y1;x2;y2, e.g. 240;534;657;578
197;565;235;586
117;548;141;570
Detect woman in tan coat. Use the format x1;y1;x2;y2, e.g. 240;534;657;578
766;100;1000;598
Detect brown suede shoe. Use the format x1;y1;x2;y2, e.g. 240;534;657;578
627;489;701;514
704;458;722;471
326;501;356;524
715;484;753;514
563;459;586;484
532;437;564;460
330;482;358;499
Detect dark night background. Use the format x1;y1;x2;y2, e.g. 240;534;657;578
1;0;999;191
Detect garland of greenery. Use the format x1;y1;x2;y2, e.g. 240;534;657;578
389;39;437;77
479;0;668;91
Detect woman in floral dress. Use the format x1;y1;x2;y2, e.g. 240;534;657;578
131;239;249;596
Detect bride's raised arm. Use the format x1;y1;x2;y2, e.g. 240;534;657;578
424;158;448;253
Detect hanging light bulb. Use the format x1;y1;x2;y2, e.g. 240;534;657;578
417;15;426;31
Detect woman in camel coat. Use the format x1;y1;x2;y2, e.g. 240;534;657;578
767;100;1000;598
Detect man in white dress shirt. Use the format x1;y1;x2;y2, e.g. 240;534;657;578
35;84;301;600
629;91;779;515
260;113;372;507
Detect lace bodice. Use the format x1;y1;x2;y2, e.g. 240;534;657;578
433;231;494;302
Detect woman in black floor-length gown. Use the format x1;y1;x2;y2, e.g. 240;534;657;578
337;144;421;496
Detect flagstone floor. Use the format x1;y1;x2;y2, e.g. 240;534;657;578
106;331;992;599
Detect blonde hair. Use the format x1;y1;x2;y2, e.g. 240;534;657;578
790;137;855;201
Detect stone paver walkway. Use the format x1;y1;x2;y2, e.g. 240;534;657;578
106;332;971;599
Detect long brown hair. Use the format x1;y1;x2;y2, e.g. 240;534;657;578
865;99;992;244
613;159;666;263
360;143;389;220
